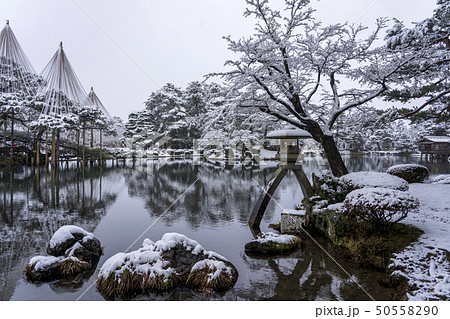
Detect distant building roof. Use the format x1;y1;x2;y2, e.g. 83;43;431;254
417;136;450;143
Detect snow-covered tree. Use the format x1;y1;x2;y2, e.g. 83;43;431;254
216;0;404;176
201;82;279;146
384;0;450;119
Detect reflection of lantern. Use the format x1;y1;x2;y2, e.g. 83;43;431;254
266;125;312;163
249;126;314;232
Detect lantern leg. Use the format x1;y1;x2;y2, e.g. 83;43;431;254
292;167;314;199
249;166;288;230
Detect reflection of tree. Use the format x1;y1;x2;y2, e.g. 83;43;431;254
241;238;394;301
123;160;282;228
0;166;121;300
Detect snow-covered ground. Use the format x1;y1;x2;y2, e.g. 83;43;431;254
390;182;450;301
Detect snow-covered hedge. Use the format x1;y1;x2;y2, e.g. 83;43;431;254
341;171;409;191
343;187;420;225
433;174;450;184
312;170;356;204
386;164;429;183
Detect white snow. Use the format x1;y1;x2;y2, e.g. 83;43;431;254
49;225;93;249
390;183;450;300
344;187;419;212
251;232;299;244
98;241;174;280
28;256;64;271
157;233;227;260
266;128;312;139
190;259;232;283
386;164;429;174
340;171;409;191
98;233;228;280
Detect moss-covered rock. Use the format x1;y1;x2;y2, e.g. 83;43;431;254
334;223;423;270
386;164;430;183
244;232;301;256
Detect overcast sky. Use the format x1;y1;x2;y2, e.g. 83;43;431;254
1;0;437;120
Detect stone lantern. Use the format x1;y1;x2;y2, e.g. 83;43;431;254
249;125;315;231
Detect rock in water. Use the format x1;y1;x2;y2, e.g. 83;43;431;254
244;232;301;256
96;233;238;299
47;225;102;264
25;225;102;282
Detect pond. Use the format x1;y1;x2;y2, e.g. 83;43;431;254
0;155;448;301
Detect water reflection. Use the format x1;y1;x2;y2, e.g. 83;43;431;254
123;161;280;228
0;156;448;300
0;166;120;300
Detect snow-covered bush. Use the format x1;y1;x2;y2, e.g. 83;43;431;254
386;164;430;183
340;171;409;191
343;187;420;226
312;170;356;204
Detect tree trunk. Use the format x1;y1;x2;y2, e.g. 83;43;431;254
36;138;40;166
321;134;349;177
3;115;6;147
90;128;94;148
304;122;348;177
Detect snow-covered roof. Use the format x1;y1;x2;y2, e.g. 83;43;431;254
266;128;312;139
417;136;450;143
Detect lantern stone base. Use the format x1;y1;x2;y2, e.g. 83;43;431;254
281;209;307;234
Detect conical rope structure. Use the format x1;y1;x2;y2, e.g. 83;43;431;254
0;20;40;96
39;42;88;116
85;87;112;120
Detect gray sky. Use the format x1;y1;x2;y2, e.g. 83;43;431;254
1;0;436;120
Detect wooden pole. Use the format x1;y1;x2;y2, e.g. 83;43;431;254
90;128;94;148
51;131;56;167
100;129;103;166
56;131;60;168
36;138;40;166
45;130;49;167
82;126;86;167
76;130;80;166
10;109;14;161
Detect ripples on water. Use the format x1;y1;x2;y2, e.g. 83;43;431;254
0;156;448;300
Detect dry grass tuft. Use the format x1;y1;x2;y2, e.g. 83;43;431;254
186;262;238;295
58;258;90;277
24;263;36;281
96;269;180;300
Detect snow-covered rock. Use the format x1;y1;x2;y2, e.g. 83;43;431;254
25;225;101;282
96;233;238;299
47;225;102;264
340;171;409;191
244;232;301;255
